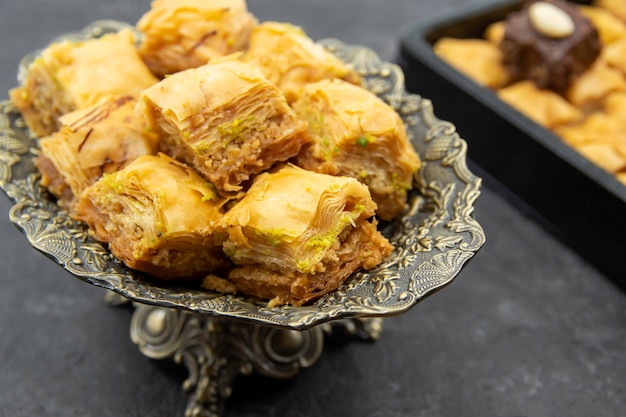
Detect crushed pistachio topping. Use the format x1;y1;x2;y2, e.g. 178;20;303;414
297;203;364;273
217;116;254;139
296;258;311;272
199;180;218;202
101;174;124;194
353;201;366;214
356;133;377;148
391;172;410;195
319;137;339;162
305;233;335;249
304;109;325;136
255;228;287;247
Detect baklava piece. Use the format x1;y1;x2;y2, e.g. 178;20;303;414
580;5;626;45
498;80;583;128
138;59;310;192
603;37;626;75
217;164;393;306
565;58;626;110
555;92;626;173
292;79;421;221
241;21;361;102
9;29;158;137
36;96;159;215
593;0;626;24
136;0;257;77
433;37;510;89
75;154;230;280
484;21;506;45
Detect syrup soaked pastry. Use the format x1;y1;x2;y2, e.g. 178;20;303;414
433;37;510;88
497;80;583;128
593;0;626;24
75;154;231;280
137;59;310;192
580;5;626;45
10;29;158;137
136;0;257;77
35;96;159;216
217;164;393;306
241;21;361;102
293;79;421;221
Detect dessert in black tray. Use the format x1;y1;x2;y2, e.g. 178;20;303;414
399;0;626;288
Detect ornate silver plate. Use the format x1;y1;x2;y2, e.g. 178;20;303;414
0;20;485;330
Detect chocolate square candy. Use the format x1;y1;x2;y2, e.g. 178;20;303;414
500;0;601;94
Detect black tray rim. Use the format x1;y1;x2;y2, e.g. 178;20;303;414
397;0;626;205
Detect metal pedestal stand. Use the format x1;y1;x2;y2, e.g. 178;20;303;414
105;292;382;417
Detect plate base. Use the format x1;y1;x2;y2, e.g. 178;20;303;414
106;293;382;417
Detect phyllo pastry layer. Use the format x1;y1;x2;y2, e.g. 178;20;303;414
75;154;230;280
217;164;393;306
241;21;361;102
136;0;258;77
36;96;159;215
292;79;421;221
10;29;158;137
138;59;310;192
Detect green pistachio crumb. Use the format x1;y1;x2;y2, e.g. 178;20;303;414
356;133;377;148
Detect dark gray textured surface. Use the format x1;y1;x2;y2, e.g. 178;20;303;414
1;1;625;416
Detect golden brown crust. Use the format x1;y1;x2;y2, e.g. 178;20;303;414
201;274;238;294
34;96;159;215
217;165;392;306
75;154;230;280
580;5;626;45
555;92;626;173
593;0;626;24
292;79;421;221
565;57;626;110
497;80;584;128
9;61;72;137
36;155;72;206
433;37;510;89
138;59;310;192
228;219;392;306
136;0;258;76
241;21;361;102
10;30;158;137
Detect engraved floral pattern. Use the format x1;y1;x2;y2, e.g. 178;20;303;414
0;22;485;330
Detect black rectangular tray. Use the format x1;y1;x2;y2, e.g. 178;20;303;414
398;0;626;288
